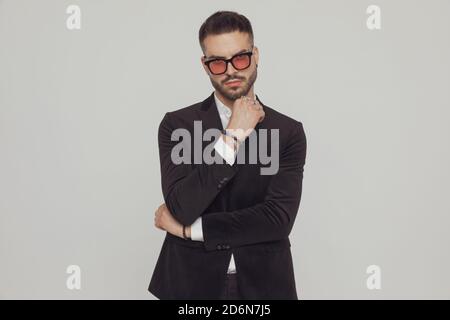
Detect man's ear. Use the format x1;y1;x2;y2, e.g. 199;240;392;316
254;45;259;67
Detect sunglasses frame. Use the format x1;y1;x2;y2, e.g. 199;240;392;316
203;47;254;75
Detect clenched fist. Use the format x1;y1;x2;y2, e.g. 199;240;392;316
226;95;265;142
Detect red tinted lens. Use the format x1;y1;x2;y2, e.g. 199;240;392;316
208;60;227;74
231;54;250;70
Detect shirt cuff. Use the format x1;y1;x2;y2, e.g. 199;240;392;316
214;135;236;165
190;217;204;242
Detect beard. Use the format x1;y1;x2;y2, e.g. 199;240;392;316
209;67;257;101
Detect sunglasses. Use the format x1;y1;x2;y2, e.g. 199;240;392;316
203;47;254;75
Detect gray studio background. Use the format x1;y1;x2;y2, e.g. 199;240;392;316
1;0;449;299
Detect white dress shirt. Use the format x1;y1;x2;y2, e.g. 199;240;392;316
190;92;256;274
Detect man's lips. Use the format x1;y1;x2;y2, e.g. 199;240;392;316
225;80;242;86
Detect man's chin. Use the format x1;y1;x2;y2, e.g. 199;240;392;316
222;87;247;100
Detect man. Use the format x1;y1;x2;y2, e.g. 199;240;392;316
149;11;307;300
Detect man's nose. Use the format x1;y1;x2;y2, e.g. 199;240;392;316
225;61;239;77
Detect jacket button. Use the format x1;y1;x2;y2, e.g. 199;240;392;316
223;177;229;181
216;245;223;250
224;245;230;249
217;184;222;189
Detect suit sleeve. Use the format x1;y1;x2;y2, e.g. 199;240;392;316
201;121;307;251
158;112;240;226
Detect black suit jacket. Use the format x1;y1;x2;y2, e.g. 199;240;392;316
148;92;307;299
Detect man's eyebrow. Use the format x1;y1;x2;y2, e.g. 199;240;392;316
205;48;249;60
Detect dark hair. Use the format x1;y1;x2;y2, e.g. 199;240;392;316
199;11;254;53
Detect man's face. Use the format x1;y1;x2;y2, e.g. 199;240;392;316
201;31;259;101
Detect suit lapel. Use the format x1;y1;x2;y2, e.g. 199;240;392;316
255;94;265;131
200;92;224;132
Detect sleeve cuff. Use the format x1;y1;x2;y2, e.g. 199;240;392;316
190;216;204;241
214;136;236;165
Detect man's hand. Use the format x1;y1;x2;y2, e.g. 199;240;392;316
226;95;265;142
154;203;191;239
